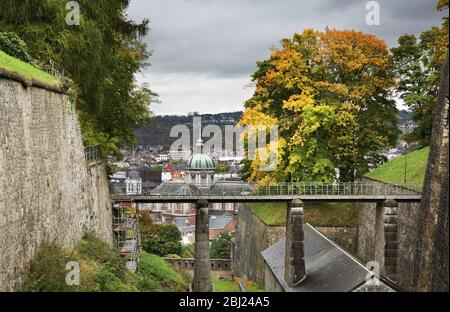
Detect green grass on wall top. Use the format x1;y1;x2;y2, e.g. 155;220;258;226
0;50;60;88
365;147;429;191
246;202;287;226
212;277;240;292
246;202;358;227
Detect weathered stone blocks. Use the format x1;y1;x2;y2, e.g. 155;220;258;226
0;78;112;291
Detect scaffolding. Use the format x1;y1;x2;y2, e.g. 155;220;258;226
113;201;139;273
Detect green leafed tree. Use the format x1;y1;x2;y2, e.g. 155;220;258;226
141;223;182;257
391;1;448;146
210;232;232;259
0;0;156;156
240;29;399;183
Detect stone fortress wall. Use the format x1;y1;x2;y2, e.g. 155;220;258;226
0;75;112;291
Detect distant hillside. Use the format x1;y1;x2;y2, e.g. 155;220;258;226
399;109;411;123
135;112;243;147
365;147;429;191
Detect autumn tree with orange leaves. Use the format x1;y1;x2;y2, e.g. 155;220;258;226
240;29;399;183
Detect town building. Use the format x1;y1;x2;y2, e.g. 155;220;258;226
139;132;243;237
161;163;173;182
174;211;237;245
172;165;187;181
156;154;170;163
184;135;216;187
125;166;142;195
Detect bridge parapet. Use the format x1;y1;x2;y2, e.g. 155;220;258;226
110;182;421;203
164;258;232;271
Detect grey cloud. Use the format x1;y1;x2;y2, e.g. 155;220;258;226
129;0;445;77
127;0;446;114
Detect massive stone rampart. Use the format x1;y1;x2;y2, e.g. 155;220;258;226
0;75;112;291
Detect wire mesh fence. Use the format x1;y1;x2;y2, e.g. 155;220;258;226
84;145;101;162
111;181;420;198
41;59;67;78
246;182;420;196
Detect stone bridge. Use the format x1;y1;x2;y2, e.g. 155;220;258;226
112;182;421;203
111;182;421;292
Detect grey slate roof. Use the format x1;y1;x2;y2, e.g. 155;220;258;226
151;182;202;196
209;215;233;230
174;217;193;230
149;181;254;197
209;181;253;195
261;223;372;292
174;214;233;231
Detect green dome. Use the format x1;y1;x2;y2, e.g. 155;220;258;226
188;154;215;170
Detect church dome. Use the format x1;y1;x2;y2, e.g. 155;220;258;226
188;153;215;170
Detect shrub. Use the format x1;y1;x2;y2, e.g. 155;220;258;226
136;275;164;292
20;243;96;292
20;236;188;292
75;233;125;279
210;232;232;259
138;210;154;239
93;267;129;292
138;252;189;292
0;32;32;63
141;224;182;257
181;244;195;258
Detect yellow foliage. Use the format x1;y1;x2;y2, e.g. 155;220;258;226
242;28;395;183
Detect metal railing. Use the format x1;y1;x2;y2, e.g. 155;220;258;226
111;182;420;198
41;59;67;78
84;145;101;162
243;182;420;197
113;218;136;231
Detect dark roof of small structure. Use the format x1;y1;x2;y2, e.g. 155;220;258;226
209;181;252;195
174;217;192;228
261;223;372;292
151;182;202;196
150;181;255;197
209;215;233;230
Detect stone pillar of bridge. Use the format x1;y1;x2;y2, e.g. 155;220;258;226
193;198;212;292
285;198;306;287
382;200;399;281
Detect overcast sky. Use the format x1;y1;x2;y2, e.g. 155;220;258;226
127;0;446;115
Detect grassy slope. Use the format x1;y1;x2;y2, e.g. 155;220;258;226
244;280;264;292
0;51;60;87
20;235;188;292
212;277;264;292
212;277;240;292
139;253;189;292
365;147;429;191
247;202;358;227
246;202;287;226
